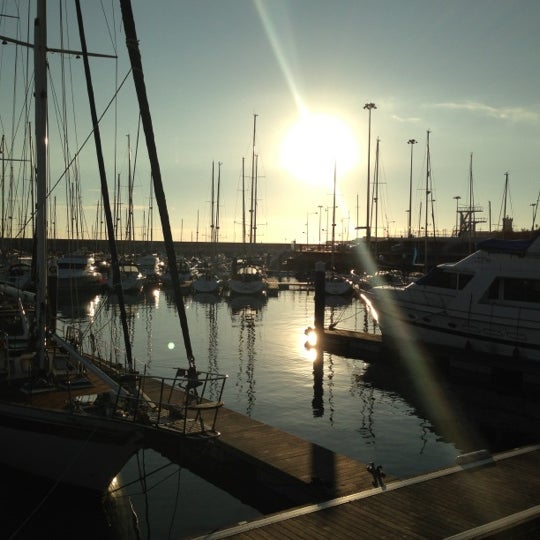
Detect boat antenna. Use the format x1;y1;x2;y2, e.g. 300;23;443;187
74;1;134;370
119;0;196;369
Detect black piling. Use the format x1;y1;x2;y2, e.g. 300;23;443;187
314;261;325;333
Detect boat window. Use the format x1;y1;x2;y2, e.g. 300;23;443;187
457;273;473;290
486;278;500;300
503;278;540;303
416;267;458;289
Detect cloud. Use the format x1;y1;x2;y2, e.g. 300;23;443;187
391;114;421;123
430;101;540;123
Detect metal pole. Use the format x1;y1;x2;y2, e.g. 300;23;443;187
364;103;376;245
407;139;417;238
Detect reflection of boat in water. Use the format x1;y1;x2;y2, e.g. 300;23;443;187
325;293;353;309
360;354;540;454
228;293;268;315
367;235;540;362
56;292;102;321
193;291;222;305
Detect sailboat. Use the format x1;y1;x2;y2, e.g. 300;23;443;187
325;163;353;296
228;114;268;296
0;1;226;492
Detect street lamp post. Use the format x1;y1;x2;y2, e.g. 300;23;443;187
364;102;376;244
454;195;461;236
407;139;417;238
531;202;537;232
318;205;323;245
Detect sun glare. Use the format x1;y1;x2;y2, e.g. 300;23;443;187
279;113;359;185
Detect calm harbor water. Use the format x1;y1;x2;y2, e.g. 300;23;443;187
6;282;539;539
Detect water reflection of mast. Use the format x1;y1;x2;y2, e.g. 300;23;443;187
206;301;219;397
327;354;335;426
230;296;266;416
235;307;257;416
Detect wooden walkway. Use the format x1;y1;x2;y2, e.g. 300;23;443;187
138;374;540;539
199;445;540;539
144;376;388;508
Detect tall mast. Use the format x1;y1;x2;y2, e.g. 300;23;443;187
241;156;246;244
249;113;257;244
424;130;431;272
468;153;474;253
210;160;215;243
120;0;196;368
331;161;337;270
34;0;48;367
216;161;221;244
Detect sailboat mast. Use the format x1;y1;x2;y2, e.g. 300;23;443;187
75;0;135;369
249;113;257;244
210;160;215;243
34;0;48;367
468;152;474;252
331;161;337;269
120;0;196;367
424;130;430;272
241;156;246;244
216;161;221;244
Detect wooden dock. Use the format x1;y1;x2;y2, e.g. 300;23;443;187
267;280;314;295
138;375;540;539
199;444;540;539
321;328;383;360
144;377;387;510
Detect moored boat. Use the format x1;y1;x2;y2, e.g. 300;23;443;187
228;260;268;296
0;0;227;494
366;235;540;361
56;252;104;291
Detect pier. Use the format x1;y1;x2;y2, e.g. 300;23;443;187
135;373;540;539
201;444;540;539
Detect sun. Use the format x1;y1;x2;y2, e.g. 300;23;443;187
279;113;359;185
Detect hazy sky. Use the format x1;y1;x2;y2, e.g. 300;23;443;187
1;0;539;244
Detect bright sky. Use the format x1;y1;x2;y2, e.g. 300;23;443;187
1;0;539;245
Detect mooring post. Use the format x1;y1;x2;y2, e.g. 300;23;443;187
314;261;325;332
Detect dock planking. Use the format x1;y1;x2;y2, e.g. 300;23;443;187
141;375;390;509
201;444;540;539
137;374;540;538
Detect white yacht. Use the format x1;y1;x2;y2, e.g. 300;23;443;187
56;253;104;291
366;236;540;361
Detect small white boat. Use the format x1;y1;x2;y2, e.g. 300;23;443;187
107;263;145;293
366;235;540;361
56;253;104;291
324;271;353;296
135;253;163;283
192;271;222;294
228;263;268;296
